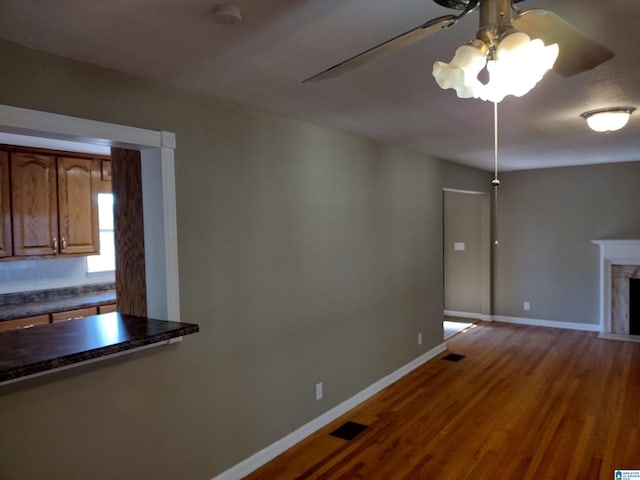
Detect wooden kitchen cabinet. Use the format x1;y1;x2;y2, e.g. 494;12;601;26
98;303;117;314
0;302;114;331
0;314;50;332
97;159;112;194
9;149;101;257
57;156;100;255
0;151;11;257
10;152;58;256
51;307;98;323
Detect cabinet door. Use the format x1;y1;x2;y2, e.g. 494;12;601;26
11;152;58;256
98;303;117;314
0;151;11;257
0;314;50;332
57;156;100;255
51;307;98;323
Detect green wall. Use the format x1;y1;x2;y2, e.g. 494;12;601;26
494;162;640;324
0;40;489;479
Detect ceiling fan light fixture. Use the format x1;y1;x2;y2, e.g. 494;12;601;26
581;107;636;133
432;32;558;102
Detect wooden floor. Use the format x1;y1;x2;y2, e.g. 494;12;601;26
244;322;640;480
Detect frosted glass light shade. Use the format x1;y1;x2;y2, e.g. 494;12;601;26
479;32;559;103
432;32;559;103
433;42;487;98
581;107;635;133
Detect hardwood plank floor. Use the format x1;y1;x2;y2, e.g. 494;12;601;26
244;321;640;479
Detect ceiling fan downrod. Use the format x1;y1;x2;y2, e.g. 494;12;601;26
477;0;516;50
432;0;522;49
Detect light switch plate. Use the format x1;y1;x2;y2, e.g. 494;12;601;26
454;242;465;251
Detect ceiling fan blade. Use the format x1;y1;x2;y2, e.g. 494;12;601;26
302;15;458;83
513;8;615;78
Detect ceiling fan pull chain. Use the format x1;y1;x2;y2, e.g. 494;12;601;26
492;100;500;246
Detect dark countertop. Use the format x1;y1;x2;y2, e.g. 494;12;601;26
0;292;117;320
0;312;199;383
0;284;116;321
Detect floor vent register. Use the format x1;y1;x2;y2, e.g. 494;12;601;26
442;353;466;362
330;421;369;441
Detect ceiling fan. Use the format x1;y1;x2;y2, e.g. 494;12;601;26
303;0;614;84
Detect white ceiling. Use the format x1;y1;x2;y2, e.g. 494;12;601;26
1;0;638;171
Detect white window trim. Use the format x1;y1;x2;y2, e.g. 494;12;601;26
0;104;180;321
86;193;116;274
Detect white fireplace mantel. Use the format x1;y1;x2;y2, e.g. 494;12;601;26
592;239;640;333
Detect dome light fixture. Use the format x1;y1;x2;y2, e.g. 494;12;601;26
213;4;242;25
581;107;636;133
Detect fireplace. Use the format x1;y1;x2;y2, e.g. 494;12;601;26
593;239;640;336
611;265;640;334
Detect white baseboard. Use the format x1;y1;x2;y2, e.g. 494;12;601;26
445;311;601;332
492;315;600;332
598;333;640;343
211;342;447;480
444;310;492;322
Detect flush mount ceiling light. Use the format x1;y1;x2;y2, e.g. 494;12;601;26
213;4;242;25
581;107;636;133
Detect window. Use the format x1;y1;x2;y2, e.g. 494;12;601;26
86;193;115;273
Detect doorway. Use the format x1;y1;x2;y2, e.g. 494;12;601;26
443;189;491;338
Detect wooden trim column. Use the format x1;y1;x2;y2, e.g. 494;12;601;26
111;147;147;317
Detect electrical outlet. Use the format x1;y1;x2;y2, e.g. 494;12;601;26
523;301;531;311
418;332;422;345
315;382;323;400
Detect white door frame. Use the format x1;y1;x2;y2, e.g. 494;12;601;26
443;188;492;321
0;104;180;320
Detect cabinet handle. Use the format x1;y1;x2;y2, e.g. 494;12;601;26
53;237;58;253
62;237;67;252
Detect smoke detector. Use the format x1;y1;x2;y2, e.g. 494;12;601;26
213;4;242;25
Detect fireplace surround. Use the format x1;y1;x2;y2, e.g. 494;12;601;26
593;239;640;337
611;265;640;334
